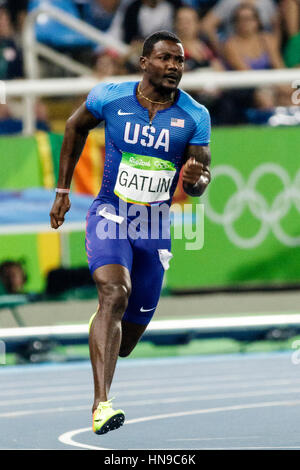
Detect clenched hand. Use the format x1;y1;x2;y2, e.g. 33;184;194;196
50;194;71;229
182;157;210;186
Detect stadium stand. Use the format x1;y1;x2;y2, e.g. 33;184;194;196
0;0;300;341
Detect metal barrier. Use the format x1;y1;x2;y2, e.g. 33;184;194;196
21;4;129;134
1;313;300;358
23;4;129;80
4;69;300;135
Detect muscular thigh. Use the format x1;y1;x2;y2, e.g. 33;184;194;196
85;210;133;275
122;237;172;326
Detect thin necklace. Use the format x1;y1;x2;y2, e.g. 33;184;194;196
137;83;174;105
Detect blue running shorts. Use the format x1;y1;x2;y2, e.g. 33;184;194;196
85;202;172;325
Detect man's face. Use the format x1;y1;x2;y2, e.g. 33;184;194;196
141;40;185;93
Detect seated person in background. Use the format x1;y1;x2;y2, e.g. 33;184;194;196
92;47;127;78
0;261;27;294
121;0;182;44
0;100;50;135
223;4;293;123
200;0;280;54
222;3;284;71
0;0;23;79
175;6;223;70
111;0;182;72
5;0;29;37
174;5;224;122
216;4;288;124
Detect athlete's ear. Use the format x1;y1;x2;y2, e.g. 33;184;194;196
139;56;147;71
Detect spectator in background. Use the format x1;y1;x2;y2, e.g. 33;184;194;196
5;0;29;36
181;0;219;17
200;0;280;54
222;3;284;72
174;5;224;123
121;0;182;44
0;261;27;294
284;29;300;67
175;6;223;71
108;0;182;73
280;0;300;38
93;48;127;78
0;0;23;79
282;0;300;67
222;4;291;123
0;100;50;135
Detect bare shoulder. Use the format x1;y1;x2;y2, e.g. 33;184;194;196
67;102;101;132
223;36;239;55
224;36;238;48
261;31;276;47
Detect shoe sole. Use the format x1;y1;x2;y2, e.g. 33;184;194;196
94;413;125;435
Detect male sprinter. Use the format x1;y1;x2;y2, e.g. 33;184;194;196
50;31;211;435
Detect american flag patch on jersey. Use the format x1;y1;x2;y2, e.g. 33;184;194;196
171;118;185;128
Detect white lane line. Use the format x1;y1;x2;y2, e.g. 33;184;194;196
0;374;248;396
4;386;300;419
0;372;293;397
0;378;91;391
0;405;90;418
0;372;260;392
58;399;300;450
168;436;259;442
2;377;300;407
0;393;91;407
0;384;92;397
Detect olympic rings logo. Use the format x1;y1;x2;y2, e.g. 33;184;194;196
154;161;172;170
202;163;300;248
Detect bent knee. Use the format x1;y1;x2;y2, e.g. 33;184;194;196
119;346;133;358
95;279;131;315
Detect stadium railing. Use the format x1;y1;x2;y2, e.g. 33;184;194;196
2;314;300;360
2;3;298;134
4;68;300;135
23;4;129;79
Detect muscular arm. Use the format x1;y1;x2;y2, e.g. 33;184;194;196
182;145;211;197
56;103;100;188
50;103;101;229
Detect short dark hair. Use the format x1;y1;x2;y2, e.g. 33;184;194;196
142;30;182;57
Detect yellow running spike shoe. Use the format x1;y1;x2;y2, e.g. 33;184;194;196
92;399;125;435
88;312;97;332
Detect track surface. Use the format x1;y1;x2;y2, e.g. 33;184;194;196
1;352;300;450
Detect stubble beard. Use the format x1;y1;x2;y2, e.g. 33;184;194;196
149;76;179;98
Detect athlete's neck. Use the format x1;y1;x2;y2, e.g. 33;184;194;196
137;81;175;107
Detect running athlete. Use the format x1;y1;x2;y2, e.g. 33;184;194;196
50;31;211;435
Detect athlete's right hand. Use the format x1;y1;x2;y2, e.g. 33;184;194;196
50;194;71;229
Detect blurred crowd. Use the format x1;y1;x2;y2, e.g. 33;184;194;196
0;0;300;130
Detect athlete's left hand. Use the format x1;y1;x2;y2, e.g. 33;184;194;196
182;157;210;186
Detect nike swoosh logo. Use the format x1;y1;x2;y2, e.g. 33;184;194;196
140;306;156;312
118;109;135;116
